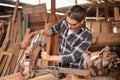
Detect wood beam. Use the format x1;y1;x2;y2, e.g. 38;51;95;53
51;0;56;15
75;0;77;5
96;4;99;21
104;0;108;21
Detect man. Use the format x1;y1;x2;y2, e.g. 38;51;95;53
22;5;92;69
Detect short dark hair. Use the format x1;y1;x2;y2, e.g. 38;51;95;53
66;5;87;22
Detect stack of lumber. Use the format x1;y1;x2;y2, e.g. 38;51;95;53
0;0;31;76
83;46;120;77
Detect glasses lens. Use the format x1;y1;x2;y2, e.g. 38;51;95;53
67;21;78;27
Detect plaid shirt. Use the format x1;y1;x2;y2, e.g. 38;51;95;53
50;17;92;69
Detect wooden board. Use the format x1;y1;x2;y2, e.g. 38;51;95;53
0;51;13;76
28;74;56;80
0;53;8;75
14;28;30;73
22;3;47;14
91;20;101;33
22;3;47;23
1;21;11;51
114;7;120;21
0;72;24;80
101;20;113;33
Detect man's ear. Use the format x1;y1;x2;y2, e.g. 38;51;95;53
80;20;85;24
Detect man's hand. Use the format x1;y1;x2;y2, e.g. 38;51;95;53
41;51;50;61
41;50;62;62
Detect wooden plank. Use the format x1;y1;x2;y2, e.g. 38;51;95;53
7;11;22;74
66;74;92;80
22;4;47;23
10;0;19;43
40;14;56;66
0;72;24;80
1;21;11;51
12;18;18;43
22;3;47;14
104;0;108;21
51;0;55;15
30;13;47;23
114;7;120;21
40;14;62;66
0;54;8;76
13;49;24;73
91;20;101;33
22;14;29;39
0;51;4;62
14;28;30;73
1;52;13;76
86;20;91;31
28;74;56;80
7;11;21;74
14;10;22;43
101;21;113;33
58;67;90;76
8;44;20;74
18;28;30;62
11;0;19;23
16;10;22;43
36;66;91;77
97;33;120;46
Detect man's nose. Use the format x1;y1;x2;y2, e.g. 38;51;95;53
68;24;72;28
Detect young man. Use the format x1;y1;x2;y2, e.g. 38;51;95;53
22;5;92;69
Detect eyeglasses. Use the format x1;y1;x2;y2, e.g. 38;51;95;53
66;20;79;27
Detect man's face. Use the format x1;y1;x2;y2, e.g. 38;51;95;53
66;16;83;31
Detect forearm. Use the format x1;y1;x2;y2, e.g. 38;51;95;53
49;55;62;63
43;29;52;36
33;29;51;36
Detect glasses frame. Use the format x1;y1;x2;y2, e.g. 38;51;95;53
66;17;80;27
67;21;79;27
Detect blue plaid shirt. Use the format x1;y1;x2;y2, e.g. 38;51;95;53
50;18;92;69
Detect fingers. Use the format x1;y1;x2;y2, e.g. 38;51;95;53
34;30;44;34
41;51;49;61
40;30;44;34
